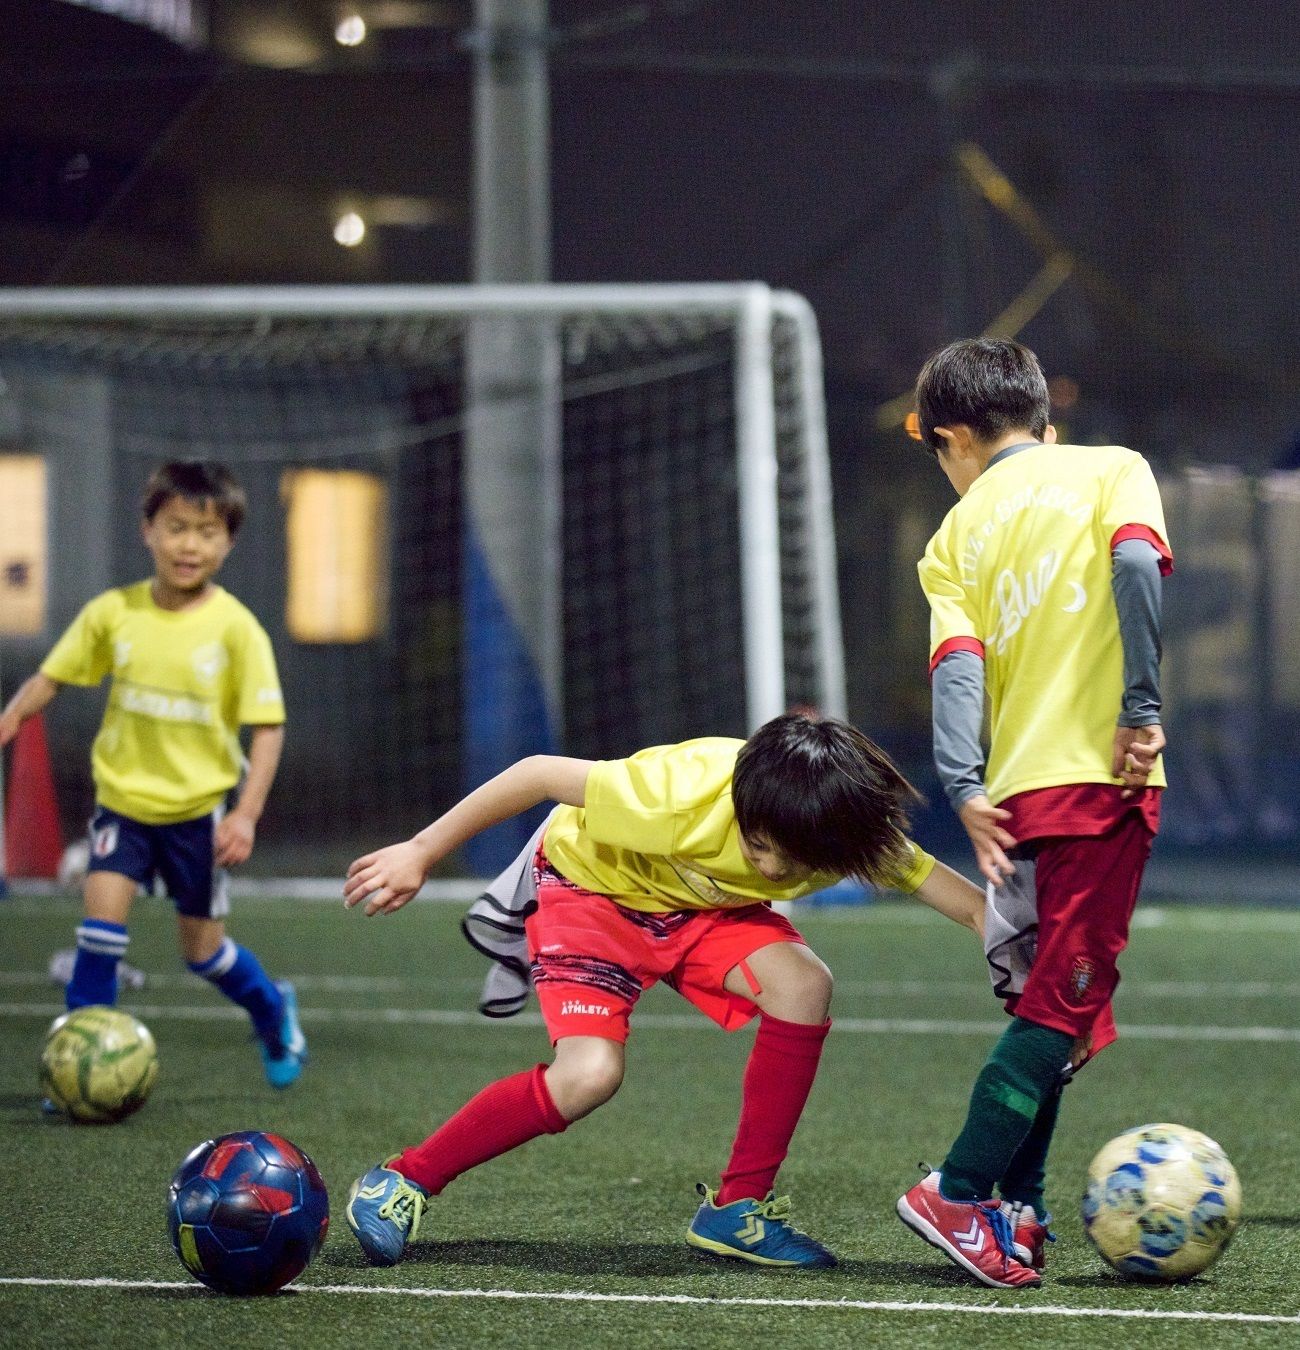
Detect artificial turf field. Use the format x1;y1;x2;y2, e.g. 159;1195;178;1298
2;893;1299;1349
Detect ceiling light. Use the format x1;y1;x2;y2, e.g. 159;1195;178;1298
333;212;366;247
335;15;367;46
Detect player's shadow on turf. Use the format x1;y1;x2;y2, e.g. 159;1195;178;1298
875;1259;1021;1290
323;1240;708;1277
1054;1273;1212;1290
320;1242;968;1286
1243;1214;1300;1228
0;1095;62;1122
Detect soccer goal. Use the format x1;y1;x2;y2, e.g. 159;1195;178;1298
0;284;844;877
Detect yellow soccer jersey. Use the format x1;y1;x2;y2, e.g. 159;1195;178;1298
543;736;935;912
919;443;1172;804
41;582;285;824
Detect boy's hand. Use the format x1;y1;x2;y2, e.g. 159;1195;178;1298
344;840;430;916
0;710;20;747
1112;723;1165;798
957;794;1017;887
215;811;256;866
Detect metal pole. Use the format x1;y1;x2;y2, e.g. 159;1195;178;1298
462;0;560;872
931;55;978;339
468;0;552;284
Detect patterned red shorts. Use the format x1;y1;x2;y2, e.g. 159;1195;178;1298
1010;810;1156;1052
526;851;805;1044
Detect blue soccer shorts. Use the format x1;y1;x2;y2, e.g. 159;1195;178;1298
86;805;230;918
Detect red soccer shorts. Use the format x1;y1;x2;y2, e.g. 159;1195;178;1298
525;852;806;1044
1008;809;1156;1054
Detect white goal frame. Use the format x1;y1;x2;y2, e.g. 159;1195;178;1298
0;282;845;727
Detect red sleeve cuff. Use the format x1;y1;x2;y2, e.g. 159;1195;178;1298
1111;524;1173;576
929;636;985;678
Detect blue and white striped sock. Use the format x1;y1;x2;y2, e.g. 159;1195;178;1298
189;939;284;1050
67;920;129;1010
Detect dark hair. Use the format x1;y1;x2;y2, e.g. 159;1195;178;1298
915;338;1050;456
141;460;247;536
731;713;922;885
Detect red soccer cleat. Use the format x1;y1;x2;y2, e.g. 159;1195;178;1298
1003;1201;1054;1270
896;1170;1042;1289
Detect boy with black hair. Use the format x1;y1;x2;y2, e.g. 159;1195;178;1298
0;460;305;1090
342;713;986;1269
896;338;1170;1289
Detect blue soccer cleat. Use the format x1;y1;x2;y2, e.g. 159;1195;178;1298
346;1157;429;1266
260;980;307;1089
686;1183;837;1268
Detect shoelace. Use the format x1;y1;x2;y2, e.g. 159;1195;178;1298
754;1193;822;1246
755;1194;794;1224
378;1182;426;1241
982;1202;1019;1261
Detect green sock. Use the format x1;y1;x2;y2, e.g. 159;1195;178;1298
998;1082;1064;1212
939;1018;1073;1202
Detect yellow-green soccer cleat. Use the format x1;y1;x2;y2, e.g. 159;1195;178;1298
346;1156;429;1266
686;1183;837;1268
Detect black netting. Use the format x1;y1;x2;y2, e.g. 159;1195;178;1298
0;305;836;873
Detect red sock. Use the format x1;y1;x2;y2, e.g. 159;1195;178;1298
394;1064;567;1195
716;1014;830;1206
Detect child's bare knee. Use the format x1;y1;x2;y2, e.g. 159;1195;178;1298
797;957;834;1019
547;1041;625;1120
754;947;833;1023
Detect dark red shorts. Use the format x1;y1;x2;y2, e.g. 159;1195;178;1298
525;851;806;1044
1007;809;1156;1054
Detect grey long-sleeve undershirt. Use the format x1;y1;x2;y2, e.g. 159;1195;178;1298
933;537;1164;810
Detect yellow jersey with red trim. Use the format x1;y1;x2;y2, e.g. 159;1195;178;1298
919;443;1171;805
543;736;935;912
41;582;285;824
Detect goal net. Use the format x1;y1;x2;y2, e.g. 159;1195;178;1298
0;285;844;878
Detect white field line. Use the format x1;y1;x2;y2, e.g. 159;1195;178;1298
0;1277;1297;1326
4;970;1300;1000
2;999;1299;1042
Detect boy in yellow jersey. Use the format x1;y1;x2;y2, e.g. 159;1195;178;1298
895;339;1171;1289
0;461;305;1090
340;714;986;1268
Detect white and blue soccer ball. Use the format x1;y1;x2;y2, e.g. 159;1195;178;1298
1082;1123;1241;1281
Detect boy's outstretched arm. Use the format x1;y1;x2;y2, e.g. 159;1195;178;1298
216;723;286;867
0;672;60;746
910;858;985;939
343;754;594;917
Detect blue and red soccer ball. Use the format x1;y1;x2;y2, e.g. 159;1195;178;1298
168;1130;330;1294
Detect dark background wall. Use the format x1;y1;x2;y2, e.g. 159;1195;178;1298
5;0;1300;865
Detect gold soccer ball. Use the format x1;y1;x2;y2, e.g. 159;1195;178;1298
1082;1123;1241;1281
40;1005;159;1124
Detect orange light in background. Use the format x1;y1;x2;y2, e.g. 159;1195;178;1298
282;469;387;643
0;455;48;636
904;411;924;441
1048;375;1080;411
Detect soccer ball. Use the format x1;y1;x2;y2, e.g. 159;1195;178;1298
168;1131;330;1295
40;1005;158;1123
1082;1123;1241;1281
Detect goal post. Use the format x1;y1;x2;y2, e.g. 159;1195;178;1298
0;283;845;877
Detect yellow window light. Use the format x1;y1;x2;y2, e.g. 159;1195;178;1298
0;455;48;637
282;469;387;643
